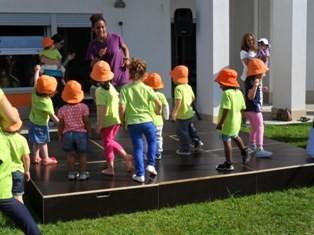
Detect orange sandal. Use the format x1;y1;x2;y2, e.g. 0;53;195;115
42;156;58;166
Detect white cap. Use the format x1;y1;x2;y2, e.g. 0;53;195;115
258;38;270;46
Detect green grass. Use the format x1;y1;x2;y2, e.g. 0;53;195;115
1;123;313;235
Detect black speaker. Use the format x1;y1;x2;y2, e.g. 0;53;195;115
174;8;193;37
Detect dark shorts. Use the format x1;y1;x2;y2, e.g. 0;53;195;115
12;171;25;196
62;131;88;153
28;122;50;144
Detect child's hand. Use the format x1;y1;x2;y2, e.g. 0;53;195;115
24;171;31;182
171;111;177;121
34;64;41;73
253;79;260;87
67;53;76;62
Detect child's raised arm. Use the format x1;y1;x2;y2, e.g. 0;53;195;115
33;64;41;86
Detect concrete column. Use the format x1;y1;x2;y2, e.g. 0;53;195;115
196;0;229;122
270;0;307;119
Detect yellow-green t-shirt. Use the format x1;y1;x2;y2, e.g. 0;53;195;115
218;88;246;136
149;91;168;127
5;132;30;173
29;90;55;126
95;84;121;128
40;48;62;61
119;81;158;125
174;84;195;120
0;130;13;199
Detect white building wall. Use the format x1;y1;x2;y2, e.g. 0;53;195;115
0;0;172;98
307;0;314;102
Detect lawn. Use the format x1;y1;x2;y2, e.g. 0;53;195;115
1;123;313;235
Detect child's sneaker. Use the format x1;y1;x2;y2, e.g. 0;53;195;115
255;148;272;158
241;148;252;164
79;171;90;181
156;153;162;160
146;165;157;177
216;161;234;171
248;144;257;155
193;140;204;152
176;149;191;156
132;174;145;183
68;171;79;180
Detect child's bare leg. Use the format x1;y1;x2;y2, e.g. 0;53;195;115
39;143;49;160
67;152;76;171
32;144;41;163
79;153;87;172
233;136;246;152
118;149;133;172
223;140;232;162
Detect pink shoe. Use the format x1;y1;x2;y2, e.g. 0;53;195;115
42;156;58;166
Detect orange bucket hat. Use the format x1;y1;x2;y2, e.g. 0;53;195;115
1;107;22;133
144;72;164;89
215;68;240;88
90;60;114;82
36;75;57;95
247;58;269;77
170;65;188;84
42;37;54;48
61;80;84;104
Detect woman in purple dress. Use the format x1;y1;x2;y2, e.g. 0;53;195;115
86;14;130;89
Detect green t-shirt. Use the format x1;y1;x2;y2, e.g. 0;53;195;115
29;90;55;126
95;84;121;128
5;132;30;173
174;84;195;120
149;91;168;127
0;130;13;199
218;88;246;136
40;48;62;61
119;81;158;125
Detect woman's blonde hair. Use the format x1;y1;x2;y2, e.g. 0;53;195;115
128;58;147;81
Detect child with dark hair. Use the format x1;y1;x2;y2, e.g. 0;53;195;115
215;68;249;171
91;60;133;176
58;80;91;180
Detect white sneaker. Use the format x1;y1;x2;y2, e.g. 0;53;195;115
132;174;145;183
146;165;157;177
255;148;272;158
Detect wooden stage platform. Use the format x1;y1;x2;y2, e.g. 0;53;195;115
25;120;314;223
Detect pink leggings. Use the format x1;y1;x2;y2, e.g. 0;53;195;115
101;124;125;162
245;112;264;146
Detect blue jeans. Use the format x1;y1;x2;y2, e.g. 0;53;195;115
176;117;201;151
0;198;41;235
128;122;156;176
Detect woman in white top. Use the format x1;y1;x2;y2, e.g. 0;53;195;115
240;32;257;81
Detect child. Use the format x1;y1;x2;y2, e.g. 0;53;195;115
144;72;169;159
170;65;203;155
40;37;64;77
91;61;133;176
28;65;59;165
0;88;42;235
257;38;270;67
215;68;249;171
119;58;162;183
244;58;272;157
1;108;30;203
58;80;91;180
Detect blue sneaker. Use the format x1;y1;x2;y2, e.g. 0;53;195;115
255;148;272;158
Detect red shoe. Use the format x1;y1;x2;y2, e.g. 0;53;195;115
42;156;58;166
